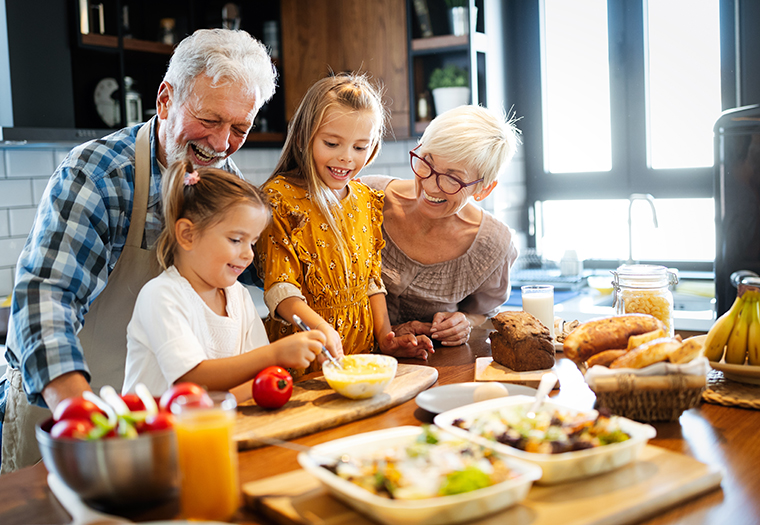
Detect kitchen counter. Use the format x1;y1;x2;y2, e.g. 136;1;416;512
503;284;716;333
4;325;760;525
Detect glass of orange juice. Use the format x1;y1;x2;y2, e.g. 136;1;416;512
172;391;239;521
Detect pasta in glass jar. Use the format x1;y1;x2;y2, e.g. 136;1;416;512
611;264;679;336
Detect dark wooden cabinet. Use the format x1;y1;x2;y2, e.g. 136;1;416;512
70;0;286;144
0;0;286;143
280;0;410;138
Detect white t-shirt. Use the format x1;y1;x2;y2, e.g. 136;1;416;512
122;265;269;396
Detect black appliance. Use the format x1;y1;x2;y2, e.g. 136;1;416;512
714;104;760;316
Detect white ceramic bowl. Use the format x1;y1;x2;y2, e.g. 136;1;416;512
297;426;541;525
323;354;397;399
434;395;656;485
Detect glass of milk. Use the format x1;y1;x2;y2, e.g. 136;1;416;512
521;285;555;339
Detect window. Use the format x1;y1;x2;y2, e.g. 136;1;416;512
515;0;730;267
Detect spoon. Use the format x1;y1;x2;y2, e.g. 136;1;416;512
247;433;349;466
526;372;558;419
292;314;343;369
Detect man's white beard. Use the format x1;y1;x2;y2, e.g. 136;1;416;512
164;137;226;169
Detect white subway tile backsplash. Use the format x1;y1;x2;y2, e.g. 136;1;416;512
0;238;24;267
232;147;281;172
6;149;55;178
0;180;33;207
32;179;51;205
9;208;37;237
388;164;412;179
378;139;414;162
54;147;75;168
0;267;13;297
0;210;8;237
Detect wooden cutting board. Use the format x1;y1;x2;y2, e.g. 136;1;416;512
475;357;560;388
234;364;438;450
242;445;722;525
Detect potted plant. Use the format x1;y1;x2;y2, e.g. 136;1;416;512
428;65;470;116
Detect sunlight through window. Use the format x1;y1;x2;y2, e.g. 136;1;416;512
542;0;611;173
646;0;721;169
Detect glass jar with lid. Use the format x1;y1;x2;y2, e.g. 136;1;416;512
611;264;679;336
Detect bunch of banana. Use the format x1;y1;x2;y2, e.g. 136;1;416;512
703;289;760;364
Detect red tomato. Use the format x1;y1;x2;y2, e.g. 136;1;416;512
50;419;95;440
120;393;145;412
53;397;105;422
252;366;293;409
141;412;175;433
159;382;212;412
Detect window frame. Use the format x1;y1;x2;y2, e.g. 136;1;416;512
514;0;737;204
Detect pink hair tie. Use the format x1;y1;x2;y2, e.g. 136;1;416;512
184;171;200;186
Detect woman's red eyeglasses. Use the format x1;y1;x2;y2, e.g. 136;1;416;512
408;146;483;195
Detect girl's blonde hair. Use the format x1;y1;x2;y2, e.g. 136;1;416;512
156;160;272;270
419;105;521;191
266;72;387;249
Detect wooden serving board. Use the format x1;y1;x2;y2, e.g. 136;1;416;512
475;357;560;388
234;364;438;450
242;445;722;525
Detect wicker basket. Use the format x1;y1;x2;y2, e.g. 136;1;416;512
590;373;706;422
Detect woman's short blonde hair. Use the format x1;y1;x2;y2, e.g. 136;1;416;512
418;105;520;188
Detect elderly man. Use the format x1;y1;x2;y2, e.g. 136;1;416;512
0;29;277;472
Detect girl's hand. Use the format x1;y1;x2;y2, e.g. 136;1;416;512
275;331;326;369
430;312;472;346
378;331;434;360
392;320;432;338
316;322;344;361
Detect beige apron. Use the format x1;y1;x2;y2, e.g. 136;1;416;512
1;123;159;473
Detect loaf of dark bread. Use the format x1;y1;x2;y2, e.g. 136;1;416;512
490;311;555;371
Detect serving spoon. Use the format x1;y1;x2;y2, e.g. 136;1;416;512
526;372;558;419
292;314;343;369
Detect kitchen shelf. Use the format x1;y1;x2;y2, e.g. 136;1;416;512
411;34;468;53
406;0;501;136
80;34;173;55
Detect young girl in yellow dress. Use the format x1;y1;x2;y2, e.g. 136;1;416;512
256;73;432;377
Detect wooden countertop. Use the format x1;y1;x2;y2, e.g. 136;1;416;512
1;327;759;524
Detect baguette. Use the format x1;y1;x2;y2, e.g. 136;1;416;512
609;337;682;369
563;314;665;364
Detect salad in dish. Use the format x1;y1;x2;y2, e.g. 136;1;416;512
323;425;520;500
451;405;630;454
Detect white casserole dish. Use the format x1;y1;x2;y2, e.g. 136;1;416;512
297;425;541;525
434;395;656;485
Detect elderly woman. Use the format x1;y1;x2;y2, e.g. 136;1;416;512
362;105;519;346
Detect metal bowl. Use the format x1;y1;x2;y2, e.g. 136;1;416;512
36;417;179;508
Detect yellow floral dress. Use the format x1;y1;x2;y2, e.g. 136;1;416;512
256;175;386;378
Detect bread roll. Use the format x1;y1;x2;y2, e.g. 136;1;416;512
609;337;682;369
586;349;628;368
667;337;703;364
562;314;665;364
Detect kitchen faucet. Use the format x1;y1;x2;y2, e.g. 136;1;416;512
627;193;658;265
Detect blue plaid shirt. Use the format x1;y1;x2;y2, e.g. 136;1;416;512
0;119;245;419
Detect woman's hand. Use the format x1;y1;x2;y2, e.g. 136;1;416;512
275;331;326;369
316;322;344;362
430;312;472;346
378;331;434;359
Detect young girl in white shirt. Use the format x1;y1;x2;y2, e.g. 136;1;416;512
123;160;325;401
